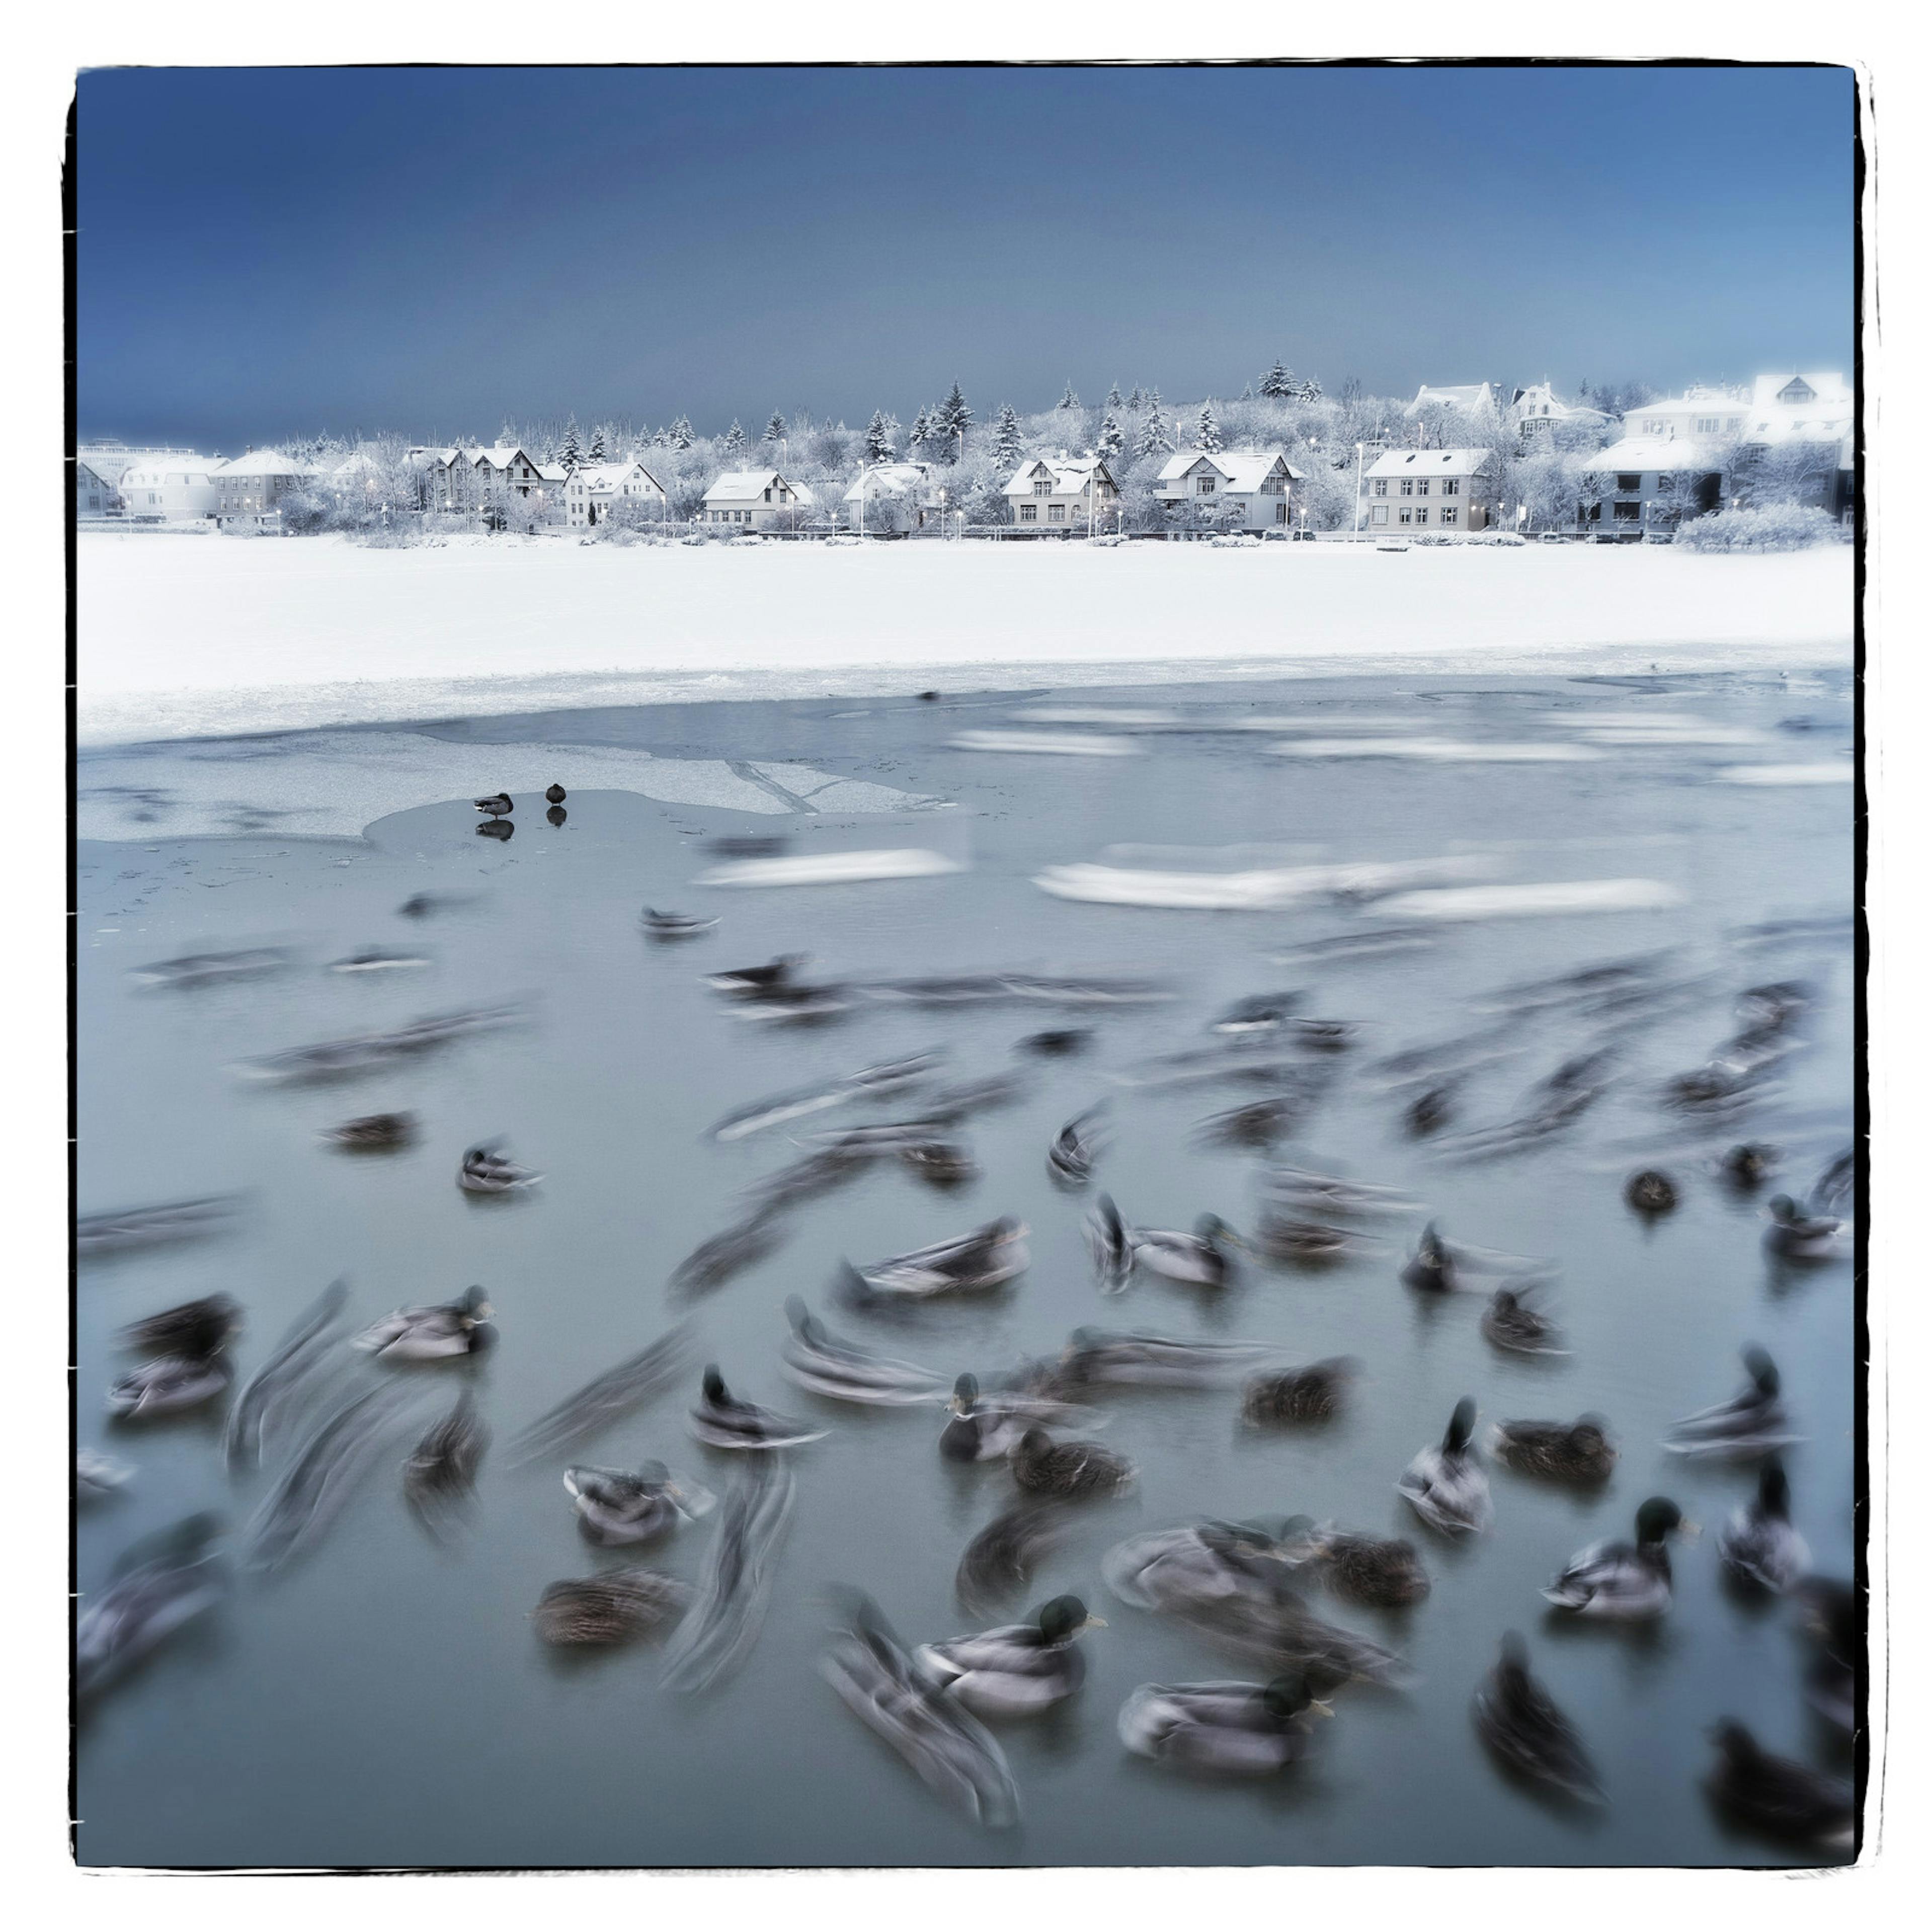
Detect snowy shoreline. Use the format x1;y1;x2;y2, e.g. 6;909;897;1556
79;531;1853;746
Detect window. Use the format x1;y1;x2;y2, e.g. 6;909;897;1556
1443;479;1460;496
1398;507;1412;524
1373;479;1388;497
1049;504;1065;522
764;488;773;502
1613;502;1641;522
1033;480;1051;496
1275;501;1288;523
1642;418;1665;435
1371;505;1389;525
1696;417;1720;434
1416;479;1429;496
1400;479;1413;497
1779;380;1815;404
1414;508;1429;525
1020;503;1037;522
1196;477;1216;495
1616;474;1641;493
1441;507;1458;526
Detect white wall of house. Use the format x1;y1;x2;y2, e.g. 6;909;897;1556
701;472;816;529
120;462;220;521
1362;448;1497;532
1155;451;1300;530
1002;457;1120;530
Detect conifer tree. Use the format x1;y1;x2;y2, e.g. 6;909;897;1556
991;404;1023;472
935;381;974;456
1105;382;1124;411
559;415;584;471
1193;401;1222;453
588;425;607;463
763;413;786;445
909;407;932;451
722;420;746;459
1136;390;1174;458
1057;381;1081;411
864;410;896;465
1297;376;1324;402
1259;359;1295;399
669;416;694;450
1126;385;1146;411
1097;411;1125;458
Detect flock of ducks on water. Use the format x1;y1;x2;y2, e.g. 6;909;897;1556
78;823;1860;1857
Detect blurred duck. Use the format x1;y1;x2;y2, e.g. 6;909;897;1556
1129;1214;1241;1289
1397;1399;1492;1536
1019;1028;1091;1057
77;1514;228;1702
1472;1633;1603;1804
707;954;808;996
914;1595;1104;1717
544;783;567;804
404;1390;489;1527
1543;1497;1688;1619
1049;1106;1108;1186
1118;1672;1336;1775
1084;1193;1132;1291
353;1285;494;1361
1625;1168;1679;1215
690;1364;827;1450
1011;1427;1134;1500
1705;1721;1854;1850
564;1462;715;1545
77;1448;135;1503
458;1143;543;1194
1401;1221;1456;1293
1242;1358;1355;1425
1721;1142;1780;1189
642;908;718;938
535;1568;691;1647
955;1502;1068;1618
940;1375;1086;1463
1482;1287;1568;1357
1491;1416;1618;1485
848;1219;1029;1300
1046;1329;1271;1392
1104;1521;1289;1615
473;792;512;817
781;1297;948;1406
1795;1580;1857;1736
324;1110;419;1151
107;1295;242;1420
1719;1460;1810;1594
1664;1346;1799;1459
1764;1193;1844;1261
1309;1530;1430;1609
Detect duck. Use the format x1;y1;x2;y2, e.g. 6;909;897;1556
780;1297;948;1406
899;1140;978;1188
563;1462;715;1544
690;1364;827;1450
1491;1416;1618;1484
1314;1530;1431;1609
1720;1142;1779;1189
1103;1521;1290;1616
1019;1028;1091;1057
1397;1399;1493;1536
324;1110;419;1151
544;783;567;804
119;1294;242;1361
1196;1097;1305;1151
1252;1212;1357;1263
352;1285;495;1361
1719;1459;1811;1594
1625;1168;1678;1214
707;954;808;996
1049;1107;1108;1186
848;1219;1029;1300
1795;1579;1857;1735
473;792;513;818
77;1513;229;1701
77;1448;136;1502
1482;1287;1567;1356
955;1502;1068;1618
1400;1221;1456;1292
1010;1426;1134;1500
107;1295;243;1420
534;1568;691;1646
405;1390;490;1524
1664;1346;1800;1459
939;1374;1077;1463
914;1595;1104;1717
1084;1192;1132;1289
457;1143;543;1193
1049;1328;1270;1392
1242;1358;1355;1424
1542;1496;1688;1618
1764;1193;1844;1261
642;907;719;939
1129;1214;1240;1289
1406;1084;1457;1136
1117;1671;1336;1775
1472;1633;1604;1804
1705;1721;1854;1850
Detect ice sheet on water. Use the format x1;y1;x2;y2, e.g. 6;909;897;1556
1267;738;1602;762
76;731;944;842
1714;763;1854;786
949;731;1142;757
1032;848;1496;911
1377;879;1688;920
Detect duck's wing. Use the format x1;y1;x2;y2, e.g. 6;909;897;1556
914;1626;1037;1686
509;1324;693;1466
225;1280;348;1470
662;1457;794;1692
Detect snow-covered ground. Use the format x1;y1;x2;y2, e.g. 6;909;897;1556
79;530;1853;746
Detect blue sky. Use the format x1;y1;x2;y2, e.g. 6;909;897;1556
76;64;1856;450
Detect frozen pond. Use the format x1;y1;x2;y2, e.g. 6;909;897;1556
75;667;1857;1868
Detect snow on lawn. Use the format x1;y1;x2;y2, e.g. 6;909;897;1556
79;531;1853;746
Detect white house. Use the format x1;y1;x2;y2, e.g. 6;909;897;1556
1155;449;1305;530
119;457;221;522
1404;382;1499;419
842;462;942;535
75;460;119;519
1624;386;1751;446
701;470;816;530
566;460;668;528
1362;448;1498;532
1575;436;1724;542
209;450;318;533
1002;454;1120;531
1739;371;1854;444
76;441;205;518
1510;383;1612;442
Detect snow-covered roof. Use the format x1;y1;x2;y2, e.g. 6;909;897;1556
1001;456;1117;499
332;451;383;476
1365;448;1496;479
842;463;934;503
1404;383;1496;417
1509;384;1608;423
1155;449;1306;492
573;460;663;493
466;445;536;471
121;461;216;488
703;470;817;505
535;464;569;484
210;449;315;479
79;445;201;485
1588;437;1723;472
1751;371;1849;409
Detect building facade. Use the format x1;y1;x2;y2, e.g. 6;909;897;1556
1575;438;1723;541
1404;382;1499;419
701;470;817;529
209;451;317;533
1155;449;1304;531
1361;448;1498;532
566;460;668;528
1001;455;1120;531
119;458;221;522
842;462;941;534
1510;383;1612;443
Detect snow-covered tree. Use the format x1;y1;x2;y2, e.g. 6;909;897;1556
1297;376;1323;403
864;410;896;464
556;416;584;471
934;381;974;458
1241;383;1254;401
669;416;694;451
1104;382;1124;411
909;407;933;452
1259;360;1295;400
721;420;746;459
1136;391;1174;458
763;413;786;445
588;424;607;463
1058;381;1081;412
1126;386;1146;411
1193;401;1222;453
991;404;1023;472
1097;411;1125;458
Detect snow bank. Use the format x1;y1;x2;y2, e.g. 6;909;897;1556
79;532;1854;747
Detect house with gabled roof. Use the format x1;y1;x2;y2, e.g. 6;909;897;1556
209;449;319;533
1002;454;1120;532
1404;382;1499;419
1362;448;1499;532
842;462;942;535
1155;449;1305;530
566;459;668;528
1510;383;1612;443
702;470;816;530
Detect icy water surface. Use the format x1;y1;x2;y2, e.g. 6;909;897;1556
75;668;1857;1868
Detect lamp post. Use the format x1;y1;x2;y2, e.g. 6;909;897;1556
1354;441;1365;534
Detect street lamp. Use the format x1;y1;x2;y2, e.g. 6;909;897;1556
1354;441;1365;534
